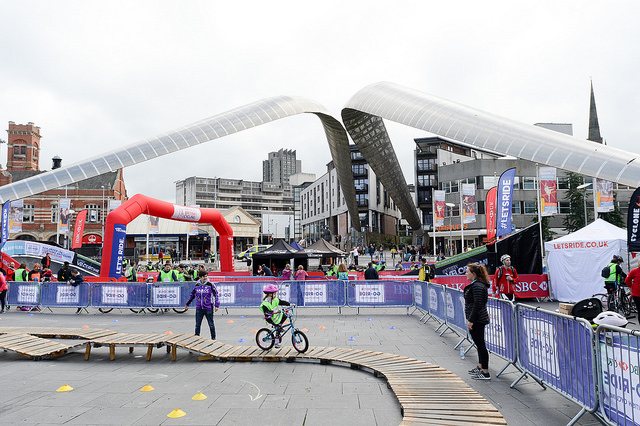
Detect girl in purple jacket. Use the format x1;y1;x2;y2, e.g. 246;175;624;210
185;270;220;339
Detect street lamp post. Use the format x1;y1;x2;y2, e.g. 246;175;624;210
101;185;105;237
577;182;593;227
446;202;455;256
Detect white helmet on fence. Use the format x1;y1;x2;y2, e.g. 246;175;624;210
593;311;628;328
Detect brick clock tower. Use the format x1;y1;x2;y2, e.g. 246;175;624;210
6;121;41;171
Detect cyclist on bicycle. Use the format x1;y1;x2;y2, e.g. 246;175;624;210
260;284;290;347
604;255;627;306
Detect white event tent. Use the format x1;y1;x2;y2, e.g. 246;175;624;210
545;219;629;303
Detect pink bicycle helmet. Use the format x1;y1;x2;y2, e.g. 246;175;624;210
263;284;279;293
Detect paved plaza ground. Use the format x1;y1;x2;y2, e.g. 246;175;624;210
0;301;616;425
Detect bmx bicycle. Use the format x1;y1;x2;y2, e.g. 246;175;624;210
256;305;309;353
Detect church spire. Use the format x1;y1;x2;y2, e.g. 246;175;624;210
588;80;603;144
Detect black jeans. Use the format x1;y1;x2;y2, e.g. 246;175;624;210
194;309;216;340
469;323;489;370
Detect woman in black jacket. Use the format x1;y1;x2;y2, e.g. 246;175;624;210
464;263;491;380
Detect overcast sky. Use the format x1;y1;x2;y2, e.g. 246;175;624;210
1;1;638;202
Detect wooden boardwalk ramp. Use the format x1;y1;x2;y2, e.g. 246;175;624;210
0;327;505;425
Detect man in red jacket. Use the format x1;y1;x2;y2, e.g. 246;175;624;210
493;254;518;301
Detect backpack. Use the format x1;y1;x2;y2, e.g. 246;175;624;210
426;265;436;280
601;265;611;279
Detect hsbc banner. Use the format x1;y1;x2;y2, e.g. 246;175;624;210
432;274;549;298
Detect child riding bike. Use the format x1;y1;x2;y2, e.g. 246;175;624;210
259;284;290;347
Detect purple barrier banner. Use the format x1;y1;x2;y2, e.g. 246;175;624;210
41;282;91;308
90;282;148;308
486;298;516;362
7;281;40;307
444;287;468;336
515;305;596;411
426;283;446;323
414;281;428;313
289;280;346;307
347;280;414;307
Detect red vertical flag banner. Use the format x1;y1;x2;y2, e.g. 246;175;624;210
486;186;497;241
71;210;88;249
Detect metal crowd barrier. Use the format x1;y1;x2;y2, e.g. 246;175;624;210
41;282;91;309
595;325;640;426
512;304;597;425
424;283;447;330
7;281;41;309
439;286;473;353
346;280;414;312
90;282;149;309
485;297;519;378
148;282;196;309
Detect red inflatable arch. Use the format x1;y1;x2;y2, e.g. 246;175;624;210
100;194;234;278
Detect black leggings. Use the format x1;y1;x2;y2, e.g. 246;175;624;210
0;290;6;310
470;323;489;370
633;296;640;320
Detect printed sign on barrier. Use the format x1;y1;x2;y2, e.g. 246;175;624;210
599;334;640;423
56;286;79;304
415;284;422;307
355;283;384;303
217;285;235;305
486;304;506;345
304;283;327;304
278;285;290;303
429;287;438;312
522;315;560;380
152;286;180;305
102;285;128;305
18;285;38;304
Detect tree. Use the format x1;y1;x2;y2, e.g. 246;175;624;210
530;203;557;241
562;172;586;233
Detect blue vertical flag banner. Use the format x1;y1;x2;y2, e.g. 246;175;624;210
109;223;127;278
497;168;517;238
10;199;23;233
1;201;10;249
628;187;640;252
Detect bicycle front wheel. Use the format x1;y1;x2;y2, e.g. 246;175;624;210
256;328;275;350
292;330;309;353
98;308;113;314
619;294;632;317
172;307;188;314
146;308;160;313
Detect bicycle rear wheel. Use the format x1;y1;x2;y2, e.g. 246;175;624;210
98;308;113;314
172;308;188;314
592;294;609;311
291;330;309;353
256;328;275;350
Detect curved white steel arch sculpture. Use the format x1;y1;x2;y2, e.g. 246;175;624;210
343;82;640;233
0;96;361;230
